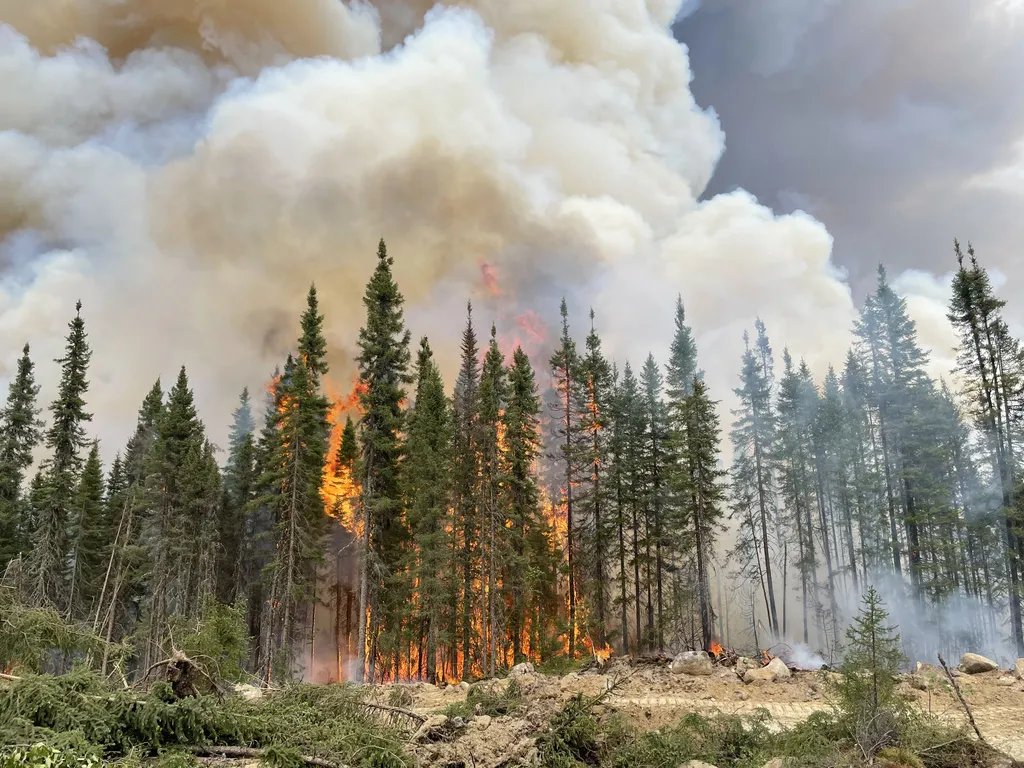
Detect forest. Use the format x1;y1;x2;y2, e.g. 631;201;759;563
2;236;1024;690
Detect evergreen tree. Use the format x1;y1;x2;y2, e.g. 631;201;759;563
220;389;257;603
68;441;106;618
29;301;92;609
403;338;451;682
577;310;612;647
338;416;358;468
478;325;506;675
0;343;43;571
257;286;331;681
355;239;412;682
451;302;481;680
949;241;1024;653
501;346;555;663
549;298;583;655
639;353;669;648
730;322;780;637
677;378;726;650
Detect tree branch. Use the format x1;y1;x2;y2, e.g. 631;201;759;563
186;745;346;768
937;653;986;744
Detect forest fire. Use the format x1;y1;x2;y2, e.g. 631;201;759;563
321;376;366;534
709;641;724;658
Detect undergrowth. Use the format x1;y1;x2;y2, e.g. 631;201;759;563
442;678;523;719
0;670;410;767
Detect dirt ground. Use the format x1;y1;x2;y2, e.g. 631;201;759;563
367;657;1024;767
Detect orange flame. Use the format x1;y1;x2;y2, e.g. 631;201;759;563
321;375;367;534
710;641;723;656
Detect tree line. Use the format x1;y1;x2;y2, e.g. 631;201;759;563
1;238;1021;684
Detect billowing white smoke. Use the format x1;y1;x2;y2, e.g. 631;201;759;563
0;0;883;457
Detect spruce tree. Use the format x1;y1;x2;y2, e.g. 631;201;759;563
501;346;553;663
355;239;412;682
403;338;452;682
451;302;481;680
577;310;612;648
0;343;43;571
257;287;331;680
478;325;506;674
639;353;669;648
678;378;726;650
949;241;1024;652
549;298;583;655
220;389;257;603
69;441;106;618
730;322;780;637
29;301;92;609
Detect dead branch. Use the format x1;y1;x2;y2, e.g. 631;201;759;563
937;653;986;744
186;745;346;768
361;701;427;725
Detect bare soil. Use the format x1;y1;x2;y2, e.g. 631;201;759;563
371;657;1024;767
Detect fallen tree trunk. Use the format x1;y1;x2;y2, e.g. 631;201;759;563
186;745;347;768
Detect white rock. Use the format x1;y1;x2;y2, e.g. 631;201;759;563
509;662;535;679
233;683;263;701
679;762;719;768
459;680;471;692
1014;658;1024;680
959;653;999;674
670;650;713;676
997;676;1016;686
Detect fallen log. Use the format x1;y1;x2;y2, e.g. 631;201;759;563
186;745;347;768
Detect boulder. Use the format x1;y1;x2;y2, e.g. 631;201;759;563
671;650;713;676
761;760;796;768
959;653;998;674
233;683;263;701
765;657;791;679
996;676;1016;687
743;667;776;685
734;657;758;676
1014;658;1024;680
509;662;535;679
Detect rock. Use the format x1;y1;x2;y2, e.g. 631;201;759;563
233;683;263;701
906;674;929;691
459;680;471;692
734;657;758;675
734;689;749;701
743;667;776;685
670;650;713;676
473;715;492;730
761;760;796;768
679;762;719;768
765;657;791;679
996;676;1016;686
413;714;452;743
1014;658;1024;679
509;662;535;678
959;653;999;674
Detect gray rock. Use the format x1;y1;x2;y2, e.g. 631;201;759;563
959;653;999;674
996;676;1016;686
765;657;791;679
671;650;713;676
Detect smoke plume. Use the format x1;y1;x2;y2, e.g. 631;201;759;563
0;0;859;456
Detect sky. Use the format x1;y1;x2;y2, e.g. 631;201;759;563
675;0;1024;306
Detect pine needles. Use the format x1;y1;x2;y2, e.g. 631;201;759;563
0;672;410;768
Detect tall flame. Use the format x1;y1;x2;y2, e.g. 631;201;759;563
321;375;366;534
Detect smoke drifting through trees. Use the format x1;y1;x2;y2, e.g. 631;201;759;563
4;237;1024;683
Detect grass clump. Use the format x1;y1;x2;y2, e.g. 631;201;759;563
442;678;523;719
